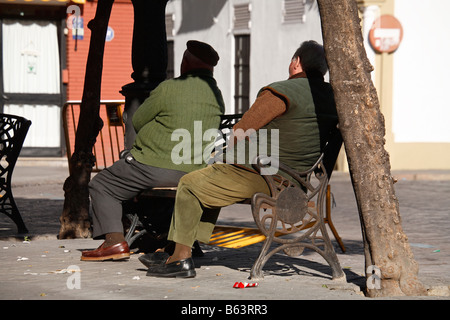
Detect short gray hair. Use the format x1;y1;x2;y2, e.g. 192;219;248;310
293;40;328;76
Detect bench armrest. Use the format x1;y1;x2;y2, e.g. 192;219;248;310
251;154;327;199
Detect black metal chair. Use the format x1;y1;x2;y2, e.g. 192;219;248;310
249;129;345;280
0;113;32;233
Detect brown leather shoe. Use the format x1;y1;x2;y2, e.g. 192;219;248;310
81;241;130;261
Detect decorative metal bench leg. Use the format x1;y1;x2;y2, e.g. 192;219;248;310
12;211;28;234
325;251;346;280
328;256;346;280
249;219;277;280
1;193;28;234
127;229;148;247
249;239;271;280
124;213;145;247
319;224;346;281
1;115;31;234
249;215;346;281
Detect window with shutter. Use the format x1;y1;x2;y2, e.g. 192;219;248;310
165;13;175;37
233;3;251;31
282;0;306;24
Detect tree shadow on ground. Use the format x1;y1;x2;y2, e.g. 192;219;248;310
0;198;366;289
0;198;63;239
193;239;366;288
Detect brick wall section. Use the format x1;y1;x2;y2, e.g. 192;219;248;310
65;1;132;163
66;0;134;101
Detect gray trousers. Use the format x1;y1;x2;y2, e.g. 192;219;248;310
88;156;186;239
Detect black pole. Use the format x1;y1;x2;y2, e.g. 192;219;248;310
120;0;169;149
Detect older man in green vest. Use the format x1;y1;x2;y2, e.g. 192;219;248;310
144;40;339;278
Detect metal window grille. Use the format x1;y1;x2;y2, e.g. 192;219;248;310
234;34;250;114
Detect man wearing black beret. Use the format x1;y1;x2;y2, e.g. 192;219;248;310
81;41;224;262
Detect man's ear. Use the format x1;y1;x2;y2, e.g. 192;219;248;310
295;57;303;73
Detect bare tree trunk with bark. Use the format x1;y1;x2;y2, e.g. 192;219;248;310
59;0;115;239
317;0;427;297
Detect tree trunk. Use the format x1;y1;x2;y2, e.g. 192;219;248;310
317;0;427;297
59;0;115;239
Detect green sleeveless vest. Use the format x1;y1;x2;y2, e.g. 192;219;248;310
228;76;337;175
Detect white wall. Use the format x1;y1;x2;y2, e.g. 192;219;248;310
167;0;234;113
250;0;323;95
166;0;323;114
393;0;450;143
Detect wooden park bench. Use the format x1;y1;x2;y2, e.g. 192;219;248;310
63;100;345;280
0;113;32;234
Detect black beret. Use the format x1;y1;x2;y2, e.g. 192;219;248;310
186;40;220;66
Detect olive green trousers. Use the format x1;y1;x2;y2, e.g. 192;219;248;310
167;164;270;247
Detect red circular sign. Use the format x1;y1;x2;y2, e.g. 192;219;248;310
369;15;403;53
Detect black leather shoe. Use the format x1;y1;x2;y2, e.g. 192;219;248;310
146;257;196;278
138;252;169;268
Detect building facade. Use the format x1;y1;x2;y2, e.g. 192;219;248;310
166;0;450;171
1;0;69;157
356;0;450;171
0;0;133;159
165;0;323;115
1;0;448;171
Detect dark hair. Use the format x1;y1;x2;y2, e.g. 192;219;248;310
293;40;328;76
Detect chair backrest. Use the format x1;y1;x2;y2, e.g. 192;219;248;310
219;114;243;130
0;113;32;179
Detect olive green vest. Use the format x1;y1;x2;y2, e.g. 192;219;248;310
228;76;337;175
